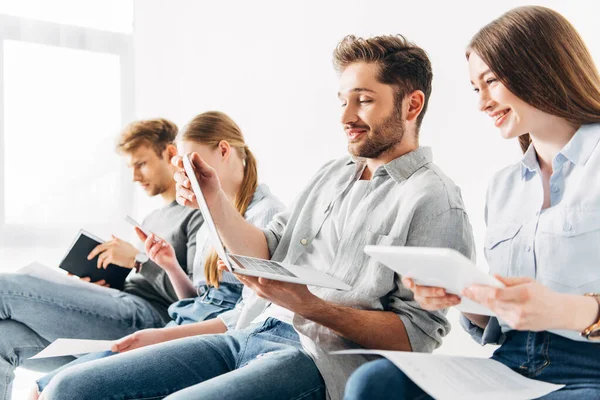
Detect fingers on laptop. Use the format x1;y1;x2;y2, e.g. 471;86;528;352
217;260;228;271
171;155;183;169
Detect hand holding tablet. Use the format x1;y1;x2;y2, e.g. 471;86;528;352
364;246;504;315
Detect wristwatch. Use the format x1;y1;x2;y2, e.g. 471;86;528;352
581;293;600;341
134;252;149;273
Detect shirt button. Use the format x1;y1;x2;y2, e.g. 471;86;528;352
563;222;572;232
526;245;532;252
551;184;560;193
300;239;308;245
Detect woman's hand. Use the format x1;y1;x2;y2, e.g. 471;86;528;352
462;275;599;332
111;328;170;353
135;228;179;272
401;277;461;311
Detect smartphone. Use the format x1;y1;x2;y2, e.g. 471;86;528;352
125;215;151;237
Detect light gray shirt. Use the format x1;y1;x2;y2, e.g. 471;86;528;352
461;123;600;345
256;147;475;400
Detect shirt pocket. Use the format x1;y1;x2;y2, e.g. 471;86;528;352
350;230;405;295
536;211;600;289
365;230;405;247
484;223;522;277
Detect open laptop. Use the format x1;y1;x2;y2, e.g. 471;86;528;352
182;154;351;291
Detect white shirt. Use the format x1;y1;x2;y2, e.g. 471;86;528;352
251;180;370;325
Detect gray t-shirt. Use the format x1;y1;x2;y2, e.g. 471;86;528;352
123;201;203;322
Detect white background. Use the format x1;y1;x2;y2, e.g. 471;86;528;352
2;0;600;396
130;0;600;358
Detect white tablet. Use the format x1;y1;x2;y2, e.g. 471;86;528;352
364;246;504;316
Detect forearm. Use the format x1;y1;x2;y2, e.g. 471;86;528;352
210;191;270;258
301;300;412;351
558;293;599;332
164;266;197;300
161;318;227;342
462;312;490;329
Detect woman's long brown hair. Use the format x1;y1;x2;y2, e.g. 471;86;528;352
179;111;258;287
467;6;600;153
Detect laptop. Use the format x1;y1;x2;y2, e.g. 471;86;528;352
182;154;351;291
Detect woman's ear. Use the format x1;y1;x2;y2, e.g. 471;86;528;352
218;140;231;161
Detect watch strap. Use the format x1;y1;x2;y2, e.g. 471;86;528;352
581;293;600;341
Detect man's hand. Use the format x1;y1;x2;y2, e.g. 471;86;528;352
135;228;179;272
401;277;461;311
218;261;322;315
111;328;170;353
67;273;110;287
87;235;138;269
172;152;223;209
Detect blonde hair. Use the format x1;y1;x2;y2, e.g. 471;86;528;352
116;118;178;156
179;111;258;287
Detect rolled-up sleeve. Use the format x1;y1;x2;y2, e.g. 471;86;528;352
261;208;291;258
396;207;476;352
460;315;505;345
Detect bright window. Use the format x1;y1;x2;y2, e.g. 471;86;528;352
0;10;134;248
3;40;122;225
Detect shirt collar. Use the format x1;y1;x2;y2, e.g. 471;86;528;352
520;143;538;179
247;183;269;209
560;123;600;166
347;147;433;184
520;123;600;179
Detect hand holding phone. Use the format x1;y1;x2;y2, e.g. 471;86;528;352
125;215;150;237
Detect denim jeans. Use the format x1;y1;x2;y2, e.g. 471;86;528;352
43;318;326;400
36;283;243;392
166;283;242;326
344;331;600;400
0;274;165;400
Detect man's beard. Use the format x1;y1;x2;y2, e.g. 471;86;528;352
348;106;405;159
148;181;169;196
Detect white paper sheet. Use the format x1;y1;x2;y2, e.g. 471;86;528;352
29;339;115;359
332;350;564;400
16;262;119;294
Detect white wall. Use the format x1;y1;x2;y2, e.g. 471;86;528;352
132;0;600;356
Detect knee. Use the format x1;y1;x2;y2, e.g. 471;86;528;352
344;359;403;400
0;274;32;295
42;367;92;400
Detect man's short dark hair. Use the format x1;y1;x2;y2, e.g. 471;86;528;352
333;34;433;130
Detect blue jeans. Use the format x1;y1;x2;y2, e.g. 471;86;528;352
0;273;165;400
36;283;242;392
43;318;326;400
344;331;600;400
166;283;243;326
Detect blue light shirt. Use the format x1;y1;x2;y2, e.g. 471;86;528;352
461;123;600;344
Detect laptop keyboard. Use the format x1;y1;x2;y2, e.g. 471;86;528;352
229;255;297;277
